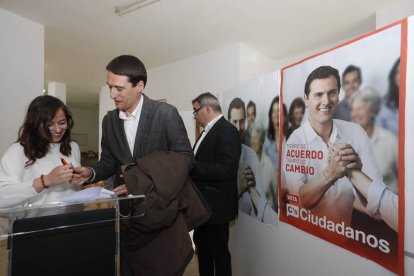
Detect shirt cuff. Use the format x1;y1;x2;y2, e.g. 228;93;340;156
86;167;96;184
366;179;387;217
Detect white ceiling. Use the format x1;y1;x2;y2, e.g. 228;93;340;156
0;0;404;108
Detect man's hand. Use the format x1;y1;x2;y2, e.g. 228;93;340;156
71;166;92;185
237;165;256;197
112;184;129;196
331;143;362;171
325;143;350;182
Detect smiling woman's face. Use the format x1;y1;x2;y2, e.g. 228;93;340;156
39;108;68;143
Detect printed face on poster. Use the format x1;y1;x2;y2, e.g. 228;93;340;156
279;22;404;274
221;72;281;226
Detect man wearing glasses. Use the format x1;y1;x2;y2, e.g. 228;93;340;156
191;92;241;276
283;66;382;228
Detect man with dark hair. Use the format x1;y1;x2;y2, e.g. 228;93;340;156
191;92;241;276
283;65;381;228
74;54;193;188
245;100;256;146
334;65;362;121
227;97;246;143
73;54;194;275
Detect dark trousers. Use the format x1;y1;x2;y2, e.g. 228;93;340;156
193;223;231;276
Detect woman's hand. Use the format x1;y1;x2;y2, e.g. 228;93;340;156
45;164;74;186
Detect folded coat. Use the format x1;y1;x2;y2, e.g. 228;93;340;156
122;151;211;276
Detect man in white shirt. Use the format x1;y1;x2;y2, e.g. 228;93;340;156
191;92;241;276
283;65;382;227
72;55;194;275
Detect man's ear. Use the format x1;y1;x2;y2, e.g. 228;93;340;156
135;80;145;93
303;94;309;107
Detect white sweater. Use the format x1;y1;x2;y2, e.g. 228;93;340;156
0;142;81;209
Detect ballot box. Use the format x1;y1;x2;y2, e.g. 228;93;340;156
0;193;145;276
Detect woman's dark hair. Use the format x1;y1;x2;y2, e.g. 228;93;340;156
17;95;74;166
267;96;288;141
385;58;400;109
288;97;305;126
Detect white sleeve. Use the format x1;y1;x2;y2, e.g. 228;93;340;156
70;141;81;167
0;144;38;208
366;179;398;232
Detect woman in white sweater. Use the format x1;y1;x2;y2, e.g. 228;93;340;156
0;95;81;209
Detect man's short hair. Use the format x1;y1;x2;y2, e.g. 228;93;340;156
106;55;147;87
304;66;341;96
342;65;362;84
227;98;245;120
192;92;222;112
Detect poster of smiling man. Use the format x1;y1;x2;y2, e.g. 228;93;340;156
279;20;406;274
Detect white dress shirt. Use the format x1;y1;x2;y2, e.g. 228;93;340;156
193;114;223;155
119;97;144;155
283;119;382;226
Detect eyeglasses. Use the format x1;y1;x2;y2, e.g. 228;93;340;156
192;105;204;116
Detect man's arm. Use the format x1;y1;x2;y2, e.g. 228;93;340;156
348;170;398;232
72;115;117;185
299;143;359;209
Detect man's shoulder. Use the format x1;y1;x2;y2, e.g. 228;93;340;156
104;108;119;119
143;95;177;114
334;119;361;130
334;119;368;141
218;117;238;132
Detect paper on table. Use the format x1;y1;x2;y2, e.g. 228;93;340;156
59;187;117;203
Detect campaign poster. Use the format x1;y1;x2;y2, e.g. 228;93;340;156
279;20;406;274
220;72;280;226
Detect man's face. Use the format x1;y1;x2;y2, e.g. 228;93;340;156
350;98;373;131
246;106;256;128
305;76;339;127
107;71;143;114
342;71;361;98
230;107;245;140
192;101;207;127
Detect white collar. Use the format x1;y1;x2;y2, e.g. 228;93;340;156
204;114;223;133
119;96;144;121
303;118;342;144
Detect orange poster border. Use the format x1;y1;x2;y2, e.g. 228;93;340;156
278;19;407;275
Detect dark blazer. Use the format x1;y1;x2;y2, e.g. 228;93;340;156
92;94;194;185
122;151;211;276
190;116;241;225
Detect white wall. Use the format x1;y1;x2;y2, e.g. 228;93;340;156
68;106;99;153
376;0;414;28
239;43;278;84
145;43;241;111
0;8;44;156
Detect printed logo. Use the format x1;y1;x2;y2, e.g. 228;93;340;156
286;203;299;218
